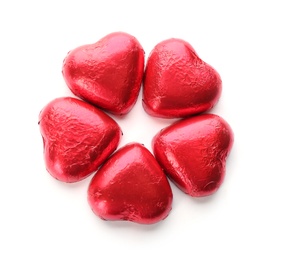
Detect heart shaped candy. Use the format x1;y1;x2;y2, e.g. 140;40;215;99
153;114;233;197
39;97;122;183
143;38;222;118
88;143;173;224
62;32;144;115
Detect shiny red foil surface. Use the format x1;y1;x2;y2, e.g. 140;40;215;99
143;38;222;118
39;97;122;183
62;32;144;115
88;143;173;224
153;114;233;197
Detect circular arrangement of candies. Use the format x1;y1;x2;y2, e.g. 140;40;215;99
39;32;234;225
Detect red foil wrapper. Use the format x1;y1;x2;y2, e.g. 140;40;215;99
39;97;122;182
62;32;145;115
153;114;234;197
88;143;173;224
143;38;222;118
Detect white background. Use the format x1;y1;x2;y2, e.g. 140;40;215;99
1;1;282;259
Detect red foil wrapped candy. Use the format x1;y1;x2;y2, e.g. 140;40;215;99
153;114;234;197
39;97;122;182
62;32;145;115
88;143;173;224
143;38;222;118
